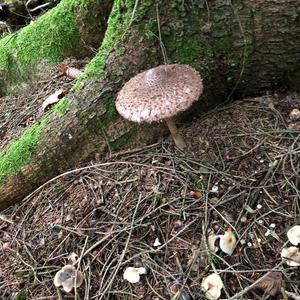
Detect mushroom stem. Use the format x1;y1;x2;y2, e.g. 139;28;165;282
165;118;187;150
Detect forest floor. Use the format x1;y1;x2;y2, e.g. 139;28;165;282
0;66;299;299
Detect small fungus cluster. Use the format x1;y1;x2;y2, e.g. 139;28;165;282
208;228;237;256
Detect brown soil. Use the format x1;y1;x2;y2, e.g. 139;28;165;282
0;72;299;299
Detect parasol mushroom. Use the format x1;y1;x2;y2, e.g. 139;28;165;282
116;64;203;149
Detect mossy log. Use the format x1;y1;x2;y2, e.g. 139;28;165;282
0;0;299;209
0;0;113;93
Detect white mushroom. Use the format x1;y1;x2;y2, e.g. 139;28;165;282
219;229;237;255
287;225;300;246
207;232;219;252
123;267;147;283
281;247;300;267
116;64;203;150
289;108;300;121
54;265;84;293
201;273;224;300
153;237;161;247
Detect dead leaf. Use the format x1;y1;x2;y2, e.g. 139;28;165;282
65;210;75;222
66;67;83;79
189;190;202;199
253;272;283;296
42;89;64;110
57;63;83;79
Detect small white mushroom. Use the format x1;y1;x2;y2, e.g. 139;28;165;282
123;267;147;283
207;232;219;252
211;185;219;193
219;229;237;255
287;225;300;246
289;108;300;121
153;237;161;247
201;273;223;300
281;247;300;267
54;265;84;293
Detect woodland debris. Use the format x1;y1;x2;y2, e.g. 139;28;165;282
57;63;83;79
252;272;283;296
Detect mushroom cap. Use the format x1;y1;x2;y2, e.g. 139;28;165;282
281;246;300;267
287;225;300;246
53;265;84;292
123;267;147;283
207;232;219;252
116;64;203;123
219;229;237;255
201;273;223;300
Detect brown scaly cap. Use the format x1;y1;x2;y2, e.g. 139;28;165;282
116;64;203;123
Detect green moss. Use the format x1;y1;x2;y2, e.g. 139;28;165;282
0;118;48;183
109;128;136;150
162;9;213;72
104;100;117;122
165;35;205;65
213;36;234;57
52;97;70;116
12;290;28;300
75;0;152;88
0;0;82;90
75;0;134;85
0;96;72;183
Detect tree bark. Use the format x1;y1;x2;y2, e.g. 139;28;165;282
0;0;113;93
0;0;299;209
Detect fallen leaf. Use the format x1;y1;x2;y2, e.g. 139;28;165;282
252;272;283;296
189;190;202;199
66;67;83;79
42;89;64;110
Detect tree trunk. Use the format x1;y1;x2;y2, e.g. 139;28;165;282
0;0;113;93
0;0;299;209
